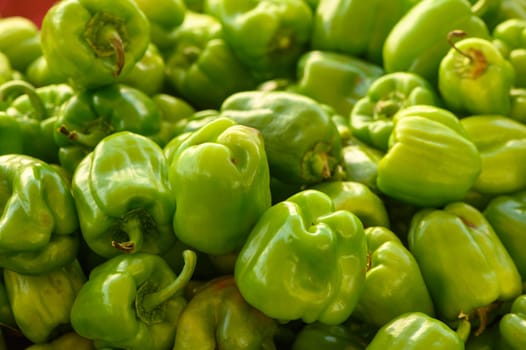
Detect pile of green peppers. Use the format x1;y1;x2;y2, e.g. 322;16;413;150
0;0;526;348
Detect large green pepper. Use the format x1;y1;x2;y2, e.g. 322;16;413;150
41;0;150;90
439;33;515;116
4;259;86;344
310;0;420;65
235;189;368;325
408;202;523;333
294;50;384;117
220;90;342;186
0;16;42;73
204;0;313;81
366;312;468;349
484;191;526;283
500;294;526;349
291;322;368;350
352;226;435;329
377;105;481;207
164;11;256;109
71;131;176;258
173;276;277;349
25;332;95;350
70;250;196;350
0;154;79;275
383;0;490;84
350;72;442;152
461;115;526;196
168;117;271;255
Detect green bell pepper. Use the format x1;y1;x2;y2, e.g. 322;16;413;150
164;11;256;110
0;52;14;86
220;90;343;186
310;0;421;65
377;105;482;207
510;88;526;123
461;115;526;196
338;138;384;192
54;83;162;174
383;0;491;84
291;322;368;350
204;0;313;81
352;226;435;329
0;154;79;275
235;189;368;325
350;72;442;152
70;250;196;350
311;181;390;228
168;117;271;255
25;55;68;88
408;202;523;333
41;0;151;90
0;111;23;156
71;131;176;258
500;294;526;349
25;332;96;350
439;32;515;116
294;50;384;117
493;19;526;88
366;312;468;349
484;191;526;283
4;259;86;344
173;276;277;349
0;16;42;73
150;93;196;147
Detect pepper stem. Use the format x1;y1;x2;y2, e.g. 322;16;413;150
456;312;472;343
447;30;472;62
447;30;488;79
0;80;47;120
142;250;197;311
111;214;145;254
57;122;110;148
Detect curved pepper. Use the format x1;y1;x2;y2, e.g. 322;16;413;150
41;0;150;89
408;202;522;333
72;131;176;258
500;294;526;349
71;250;196;350
173;276;277;349
350;72;442;151
439;32;515;116
235;189;368;325
220;90;342;186
377;105;481;207
493;19;526;88
0;154;79;275
168;117;271;255
0;16;42;73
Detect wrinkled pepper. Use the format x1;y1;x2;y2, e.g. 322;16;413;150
235;189;368;325
493;19;526;88
168;117;271;255
173;276;277;349
0;16;42;73
0;154;79;275
350;71;442;151
71;131;176;258
500;294;526;349
408;202;523;333
383;0;490;83
220;90;342;186
41;0;151;89
294;50;384;117
70;250;196;350
4;259;86;344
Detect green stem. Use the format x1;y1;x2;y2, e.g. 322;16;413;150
111;215;145;254
57;123;109;148
456;315;472;343
142;250;197;311
0;80;47;120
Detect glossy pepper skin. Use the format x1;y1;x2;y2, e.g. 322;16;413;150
205;0;313;81
54;83;161;174
164;11;256;110
220;90;343;186
71;250;196;350
0;154;79;275
72;131;176;258
500;294;526;349
439;34;515;116
493;19;526;88
350;72;442;152
41;0;150;90
235;189;368;325
366;312;467;350
173;276;277;349
377;105;482;207
168;117;271;255
484;191;526;282
408;202;523;330
4;260;86;344
383;0;490;84
294;50;384;117
352;226;435;329
0;16;42;73
310;0;420;65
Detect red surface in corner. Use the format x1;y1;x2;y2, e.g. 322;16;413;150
0;0;57;27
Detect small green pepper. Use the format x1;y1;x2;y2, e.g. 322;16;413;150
500;294;526;349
